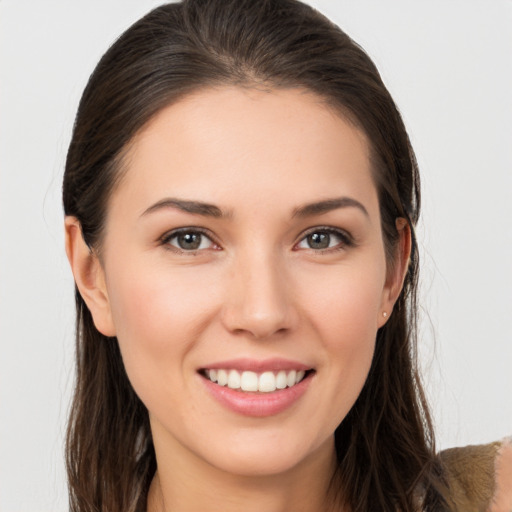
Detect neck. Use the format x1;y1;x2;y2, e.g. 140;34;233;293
147;433;341;512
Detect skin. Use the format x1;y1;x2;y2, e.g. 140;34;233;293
66;86;411;512
490;440;512;511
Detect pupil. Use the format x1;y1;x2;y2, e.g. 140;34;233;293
308;232;330;249
178;232;201;250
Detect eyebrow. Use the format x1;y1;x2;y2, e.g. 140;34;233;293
141;198;229;218
141;195;368;220
292;197;369;218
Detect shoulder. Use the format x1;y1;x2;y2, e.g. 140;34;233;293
439;437;512;511
491;437;512;511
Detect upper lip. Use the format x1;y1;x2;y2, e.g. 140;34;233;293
199;358;312;373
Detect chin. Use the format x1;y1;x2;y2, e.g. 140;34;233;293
210;454;306;478
198;430;332;478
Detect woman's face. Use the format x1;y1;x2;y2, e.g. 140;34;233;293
89;87;399;477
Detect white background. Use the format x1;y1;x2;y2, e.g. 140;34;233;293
1;1;511;510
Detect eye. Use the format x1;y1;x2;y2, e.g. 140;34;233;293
162;229;217;252
296;228;353;251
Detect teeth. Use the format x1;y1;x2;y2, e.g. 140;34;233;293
286;370;297;387
217;369;228;386
276;370;287;389
240;371;258;391
227;369;241;389
258;371;275;392
206;368;308;392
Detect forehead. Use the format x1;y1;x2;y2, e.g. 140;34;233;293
113;86;378;218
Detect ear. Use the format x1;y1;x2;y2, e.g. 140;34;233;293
378;218;412;328
65;216;116;337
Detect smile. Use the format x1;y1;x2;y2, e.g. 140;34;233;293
198;359;314;416
204;369;307;393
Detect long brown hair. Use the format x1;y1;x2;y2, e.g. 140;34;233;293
63;1;449;510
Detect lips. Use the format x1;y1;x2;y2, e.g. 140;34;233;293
198;359;314;417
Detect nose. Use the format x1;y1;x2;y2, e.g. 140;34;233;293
221;250;298;339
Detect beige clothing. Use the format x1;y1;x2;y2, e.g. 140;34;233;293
440;437;512;511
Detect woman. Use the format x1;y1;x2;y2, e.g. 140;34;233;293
62;0;510;511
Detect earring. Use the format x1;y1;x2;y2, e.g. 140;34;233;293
382;311;388;318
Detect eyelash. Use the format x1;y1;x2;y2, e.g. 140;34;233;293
159;227;219;254
159;226;355;254
294;226;355;253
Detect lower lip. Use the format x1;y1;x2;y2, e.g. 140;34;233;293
200;372;313;417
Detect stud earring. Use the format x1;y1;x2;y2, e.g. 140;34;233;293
382;311;388;318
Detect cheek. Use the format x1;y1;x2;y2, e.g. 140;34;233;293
104;263;220;403
107;262;216;349
318;277;379;375
302;262;385;345
297;263;385;422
